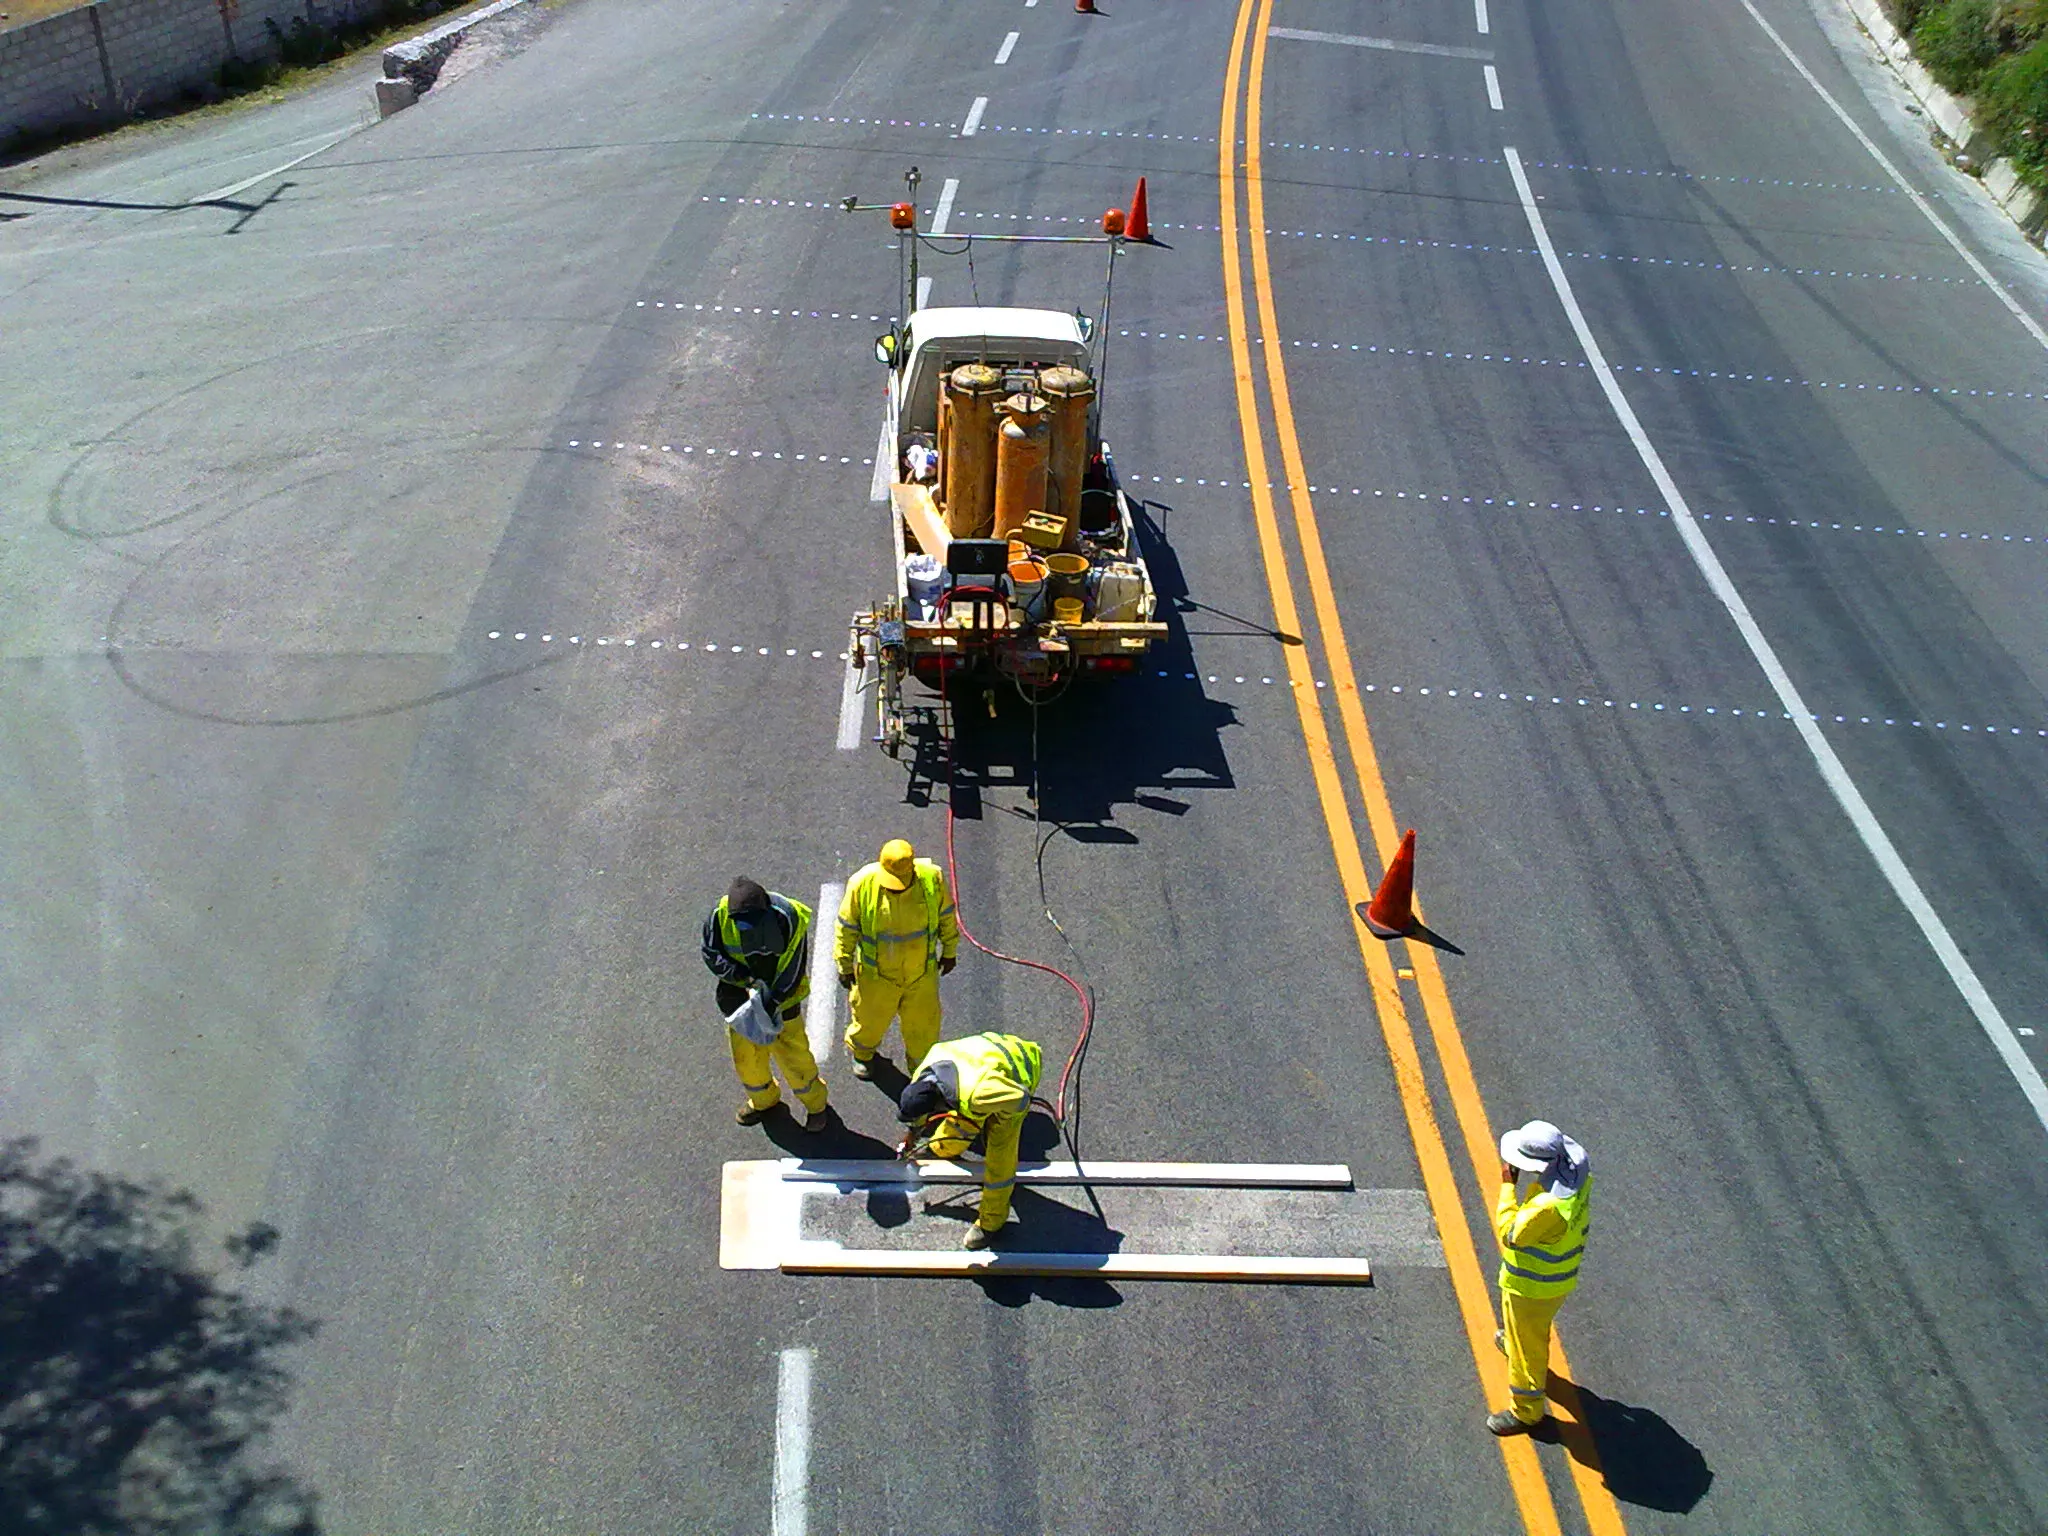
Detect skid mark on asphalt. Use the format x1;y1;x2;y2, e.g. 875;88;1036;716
742;112;1932;200
694;193;1981;287
557;439;2048;548
624;297;2047;402
469;631;2048;742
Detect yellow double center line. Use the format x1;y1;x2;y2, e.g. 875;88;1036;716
1216;3;1628;1532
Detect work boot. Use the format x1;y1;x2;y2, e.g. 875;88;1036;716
850;1054;883;1082
1486;1409;1546;1437
736;1101;776;1127
961;1224;1000;1251
801;1104;837;1134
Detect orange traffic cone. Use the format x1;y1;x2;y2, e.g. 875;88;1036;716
1076;0;1097;12
1126;176;1151;241
1359;829;1418;938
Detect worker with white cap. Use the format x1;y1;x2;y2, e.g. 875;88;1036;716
1488;1120;1592;1436
835;839;959;1079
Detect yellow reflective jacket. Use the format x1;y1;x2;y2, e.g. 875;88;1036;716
1495;1175;1591;1300
920;1032;1042;1127
833;859;958;982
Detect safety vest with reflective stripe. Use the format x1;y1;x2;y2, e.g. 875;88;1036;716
710;893;812;1009
835;860;957;979
920;1032;1042;1123
1495;1175;1591;1300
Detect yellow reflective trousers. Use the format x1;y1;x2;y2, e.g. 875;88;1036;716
1501;1290;1566;1423
728;1013;827;1114
844;968;942;1071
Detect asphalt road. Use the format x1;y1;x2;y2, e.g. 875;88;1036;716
3;0;2046;1529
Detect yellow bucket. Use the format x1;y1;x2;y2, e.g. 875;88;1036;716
1052;596;1085;624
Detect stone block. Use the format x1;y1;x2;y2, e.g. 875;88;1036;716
374;74;416;115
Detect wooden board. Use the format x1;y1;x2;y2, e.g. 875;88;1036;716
780;1247;1373;1285
891;481;950;563
779;1159;1355;1189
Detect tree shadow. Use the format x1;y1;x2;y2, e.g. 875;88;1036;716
1552;1372;1713;1514
0;1136;321;1534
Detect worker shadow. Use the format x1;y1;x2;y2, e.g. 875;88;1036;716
1552;1374;1713;1513
925;1188;1126;1310
758;1110;898;1161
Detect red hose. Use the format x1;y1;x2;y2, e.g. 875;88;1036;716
933;633;1094;1125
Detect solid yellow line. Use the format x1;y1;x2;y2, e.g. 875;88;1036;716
1217;9;1563;1535
1236;6;1631;1531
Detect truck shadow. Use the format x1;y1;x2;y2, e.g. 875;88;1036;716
0;1137;321;1534
897;501;1263;828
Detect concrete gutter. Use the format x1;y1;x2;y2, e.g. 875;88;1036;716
375;0;532;116
1839;0;2048;242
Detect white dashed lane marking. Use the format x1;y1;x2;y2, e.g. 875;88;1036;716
743;113;1929;200
631;298;2044;403
694;191;1981;288
558;438;2048;548
476;630;2048;742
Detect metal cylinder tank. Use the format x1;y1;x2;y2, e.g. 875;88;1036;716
942;363;1003;538
1039;365;1095;549
993;393;1051;541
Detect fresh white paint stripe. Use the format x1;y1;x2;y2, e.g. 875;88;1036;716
1267;26;1493;59
805;883;844;1060
189;126;358;204
929;177;959;236
782;1159;1356;1187
772;1347;812;1536
1503;145;2048;1140
1474;0;1489;32
960;97;988;137
915;275;932;309
836;641;869;750
868;423;891;503
1484;64;1503;111
995;30;1019;63
1734;0;2048;353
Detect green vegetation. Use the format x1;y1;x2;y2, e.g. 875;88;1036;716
1896;0;2048;187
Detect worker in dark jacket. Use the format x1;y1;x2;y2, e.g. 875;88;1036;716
703;878;831;1131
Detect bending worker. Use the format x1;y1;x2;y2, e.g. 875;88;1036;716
702;877;831;1132
1488;1120;1592;1436
897;1032;1043;1249
835;839;958;1080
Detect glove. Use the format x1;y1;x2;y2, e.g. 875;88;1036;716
837;971;855;990
939;956;958;976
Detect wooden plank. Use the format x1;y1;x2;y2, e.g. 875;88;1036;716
780;1247;1373;1285
891;481;950;563
779;1159;1354;1189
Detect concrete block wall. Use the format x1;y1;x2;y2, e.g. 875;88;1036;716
3;0;392;144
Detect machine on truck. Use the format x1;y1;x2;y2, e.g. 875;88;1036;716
846;170;1170;756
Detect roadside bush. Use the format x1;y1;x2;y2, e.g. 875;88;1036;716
216;54;283;91
1979;38;2048;180
1915;0;2005;92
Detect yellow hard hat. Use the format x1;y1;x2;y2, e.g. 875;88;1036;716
878;838;916;891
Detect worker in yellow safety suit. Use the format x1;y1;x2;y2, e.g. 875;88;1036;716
835;839;959;1080
1488;1120;1592;1435
896;1032;1044;1249
703;878;832;1132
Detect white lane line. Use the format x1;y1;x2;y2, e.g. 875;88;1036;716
1733;0;2048;353
1504;144;2048;1140
837;640;870;749
1484;64;1503;111
1475;0;1489;32
773;1346;813;1536
930;177;959;236
915;275;932;308
189;126;359;204
960;97;988;137
806;883;845;1061
995;30;1019;64
1267;26;1493;59
1027;0;1040;7
869;423;892;503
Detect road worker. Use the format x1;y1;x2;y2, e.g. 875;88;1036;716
703;878;831;1132
1488;1120;1592;1435
896;1031;1043;1249
835;839;959;1079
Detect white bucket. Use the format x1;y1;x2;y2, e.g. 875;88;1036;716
905;553;946;619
